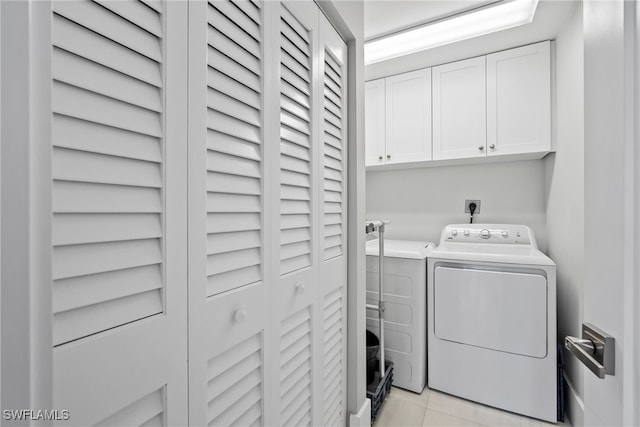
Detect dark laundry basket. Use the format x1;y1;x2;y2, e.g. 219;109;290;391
366;330;380;385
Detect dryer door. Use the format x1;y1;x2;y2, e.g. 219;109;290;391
434;266;548;358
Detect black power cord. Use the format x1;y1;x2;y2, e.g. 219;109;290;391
469;202;477;224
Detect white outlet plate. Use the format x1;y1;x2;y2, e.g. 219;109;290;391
464;199;481;214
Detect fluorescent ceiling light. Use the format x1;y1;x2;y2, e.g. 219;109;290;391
365;0;539;64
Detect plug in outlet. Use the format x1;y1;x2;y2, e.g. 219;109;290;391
464;200;481;214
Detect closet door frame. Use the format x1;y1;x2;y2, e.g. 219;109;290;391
0;0;54;413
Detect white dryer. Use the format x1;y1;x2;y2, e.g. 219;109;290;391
366;239;434;393
428;224;557;422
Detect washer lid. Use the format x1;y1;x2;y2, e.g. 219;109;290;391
431;242;555;266
366;239;434;259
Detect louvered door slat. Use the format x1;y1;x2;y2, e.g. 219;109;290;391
53;82;161;137
323;44;345;260
52;1;164;342
211;1;261;41
281;94;311;123
95;0;163;37
233;0;261;25
53;1;162;61
207;171;261;195
53;264;161;314
140;0;162;13
207;193;261;213
281;140;311;161
281;227;311;245
54;290;162;346
281;200;311;215
53;48;162;113
207;130;260;160
53;15;161;87
53;213;161;246
53;115;162;162
208;3;260;59
208;49;261;93
278;4;313;277
207;150;261;178
207;229;261;254
282;80;311;109
208;109;260;145
206;0;264;299
281;126;311;148
208;89;261;126
53;239;162;280
323;288;344;426
53;148;161;188
207;333;264;427
280;306;312;427
95;388;165;427
53;182;162;213
281;66;311;96
208;26;261;76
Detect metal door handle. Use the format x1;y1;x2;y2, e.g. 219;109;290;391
478;146;484;151
565;323;615;379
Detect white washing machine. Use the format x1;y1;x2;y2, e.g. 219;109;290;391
366;239;434;393
428;224;557;422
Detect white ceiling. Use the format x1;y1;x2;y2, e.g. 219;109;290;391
364;0;578;79
364;0;498;41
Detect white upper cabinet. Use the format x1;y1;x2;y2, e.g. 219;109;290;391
365;79;385;166
366;41;552;169
385;69;432;164
486;41;551;156
432;56;486;160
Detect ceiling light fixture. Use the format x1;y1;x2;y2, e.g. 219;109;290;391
364;0;539;65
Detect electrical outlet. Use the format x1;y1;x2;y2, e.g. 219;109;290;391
464;199;481;214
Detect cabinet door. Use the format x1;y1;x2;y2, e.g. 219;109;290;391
365;79;386;166
486;41;551;156
385;69;432;163
51;1;188;425
432;56;486;160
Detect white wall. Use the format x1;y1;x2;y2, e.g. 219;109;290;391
543;2;584;425
366;160;548;249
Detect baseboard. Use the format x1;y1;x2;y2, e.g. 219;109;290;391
563;371;584;427
349;398;371;427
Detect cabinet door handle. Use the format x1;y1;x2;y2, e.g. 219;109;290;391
378;155;383;160
489;144;495;149
386;154;391;159
478;146;484;151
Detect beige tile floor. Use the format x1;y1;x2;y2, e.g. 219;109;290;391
373;386;571;427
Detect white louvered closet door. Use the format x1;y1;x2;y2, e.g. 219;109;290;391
270;2;320;427
51;1;188;425
187;1;269;426
315;13;348;427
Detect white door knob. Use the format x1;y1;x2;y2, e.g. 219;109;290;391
234;308;247;322
296;282;305;294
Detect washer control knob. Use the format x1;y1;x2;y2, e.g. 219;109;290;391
480;229;491;239
501;231;509;238
451;230;458;237
463;230;470;237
